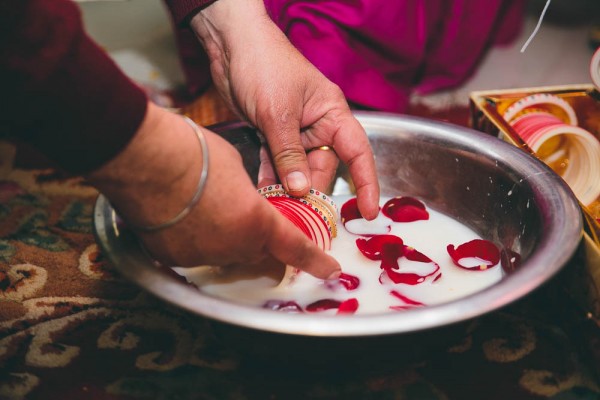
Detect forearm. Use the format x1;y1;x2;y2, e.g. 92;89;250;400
190;0;273;61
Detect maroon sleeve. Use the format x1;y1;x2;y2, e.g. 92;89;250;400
163;0;217;26
0;0;147;175
162;0;218;97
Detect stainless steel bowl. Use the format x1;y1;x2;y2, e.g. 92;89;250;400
93;112;583;341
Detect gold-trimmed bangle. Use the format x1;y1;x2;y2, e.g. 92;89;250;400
133;116;209;232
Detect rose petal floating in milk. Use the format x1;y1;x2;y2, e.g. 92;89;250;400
356;234;440;286
344;213;391;236
356;234;404;260
306;298;342;312
340;197;363;223
382;254;439;277
182;195;507;315
390;289;424;307
263;299;303;313
337;298;359;314
341;197;391;236
447;239;500;271
380;264;440;286
382;197;430;222
325;272;360;291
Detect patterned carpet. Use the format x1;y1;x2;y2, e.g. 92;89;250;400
1;90;600;400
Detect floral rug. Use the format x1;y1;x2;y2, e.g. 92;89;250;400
1;93;599;400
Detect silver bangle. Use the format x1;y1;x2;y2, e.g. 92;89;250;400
133;116;209;232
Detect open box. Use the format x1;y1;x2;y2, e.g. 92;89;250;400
470;84;600;320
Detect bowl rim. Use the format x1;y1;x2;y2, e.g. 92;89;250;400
93;112;584;337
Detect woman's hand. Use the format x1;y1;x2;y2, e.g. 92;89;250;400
86;103;341;279
191;0;379;220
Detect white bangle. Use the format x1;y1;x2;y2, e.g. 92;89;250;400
133;116;209;232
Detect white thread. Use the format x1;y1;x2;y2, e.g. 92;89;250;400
590;47;600;91
520;0;552;53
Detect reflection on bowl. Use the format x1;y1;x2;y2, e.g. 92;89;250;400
93;112;582;366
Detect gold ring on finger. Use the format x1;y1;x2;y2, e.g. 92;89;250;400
307;145;334;154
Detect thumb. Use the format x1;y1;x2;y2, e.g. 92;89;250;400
266;208;341;280
260;116;312;197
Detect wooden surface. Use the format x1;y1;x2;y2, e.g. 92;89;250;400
182;86;237;127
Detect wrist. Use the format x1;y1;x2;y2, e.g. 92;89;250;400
190;0;272;62
86;103;205;228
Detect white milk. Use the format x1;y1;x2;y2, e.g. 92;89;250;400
174;195;504;315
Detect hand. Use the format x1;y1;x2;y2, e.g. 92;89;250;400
191;0;380;219
86;103;341;280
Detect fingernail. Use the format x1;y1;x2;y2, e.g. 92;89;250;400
326;270;341;280
286;171;308;191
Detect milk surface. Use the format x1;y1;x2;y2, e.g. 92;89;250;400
174;195;504;315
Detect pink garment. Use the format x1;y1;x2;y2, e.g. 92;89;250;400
171;0;526;113
264;0;526;112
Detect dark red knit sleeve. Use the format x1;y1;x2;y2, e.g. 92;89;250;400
163;0;218;26
0;0;147;174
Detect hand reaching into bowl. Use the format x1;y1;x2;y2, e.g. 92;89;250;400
190;0;380;220
87;103;342;280
4;0;377;280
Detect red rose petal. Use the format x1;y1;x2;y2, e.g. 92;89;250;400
341;197;389;236
382;197;429;222
340;197;363;224
403;246;433;263
395;247;440;281
338;273;360;290
356;235;404;261
337;298;359;314
326;272;360;291
380;270;427;285
306;299;341;312
263;300;304;313
390;289;424;306
390;305;416;311
357;235;440;285
447;239;501;271
344;215;391;236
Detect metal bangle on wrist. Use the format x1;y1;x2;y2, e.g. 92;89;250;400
130;116;209;232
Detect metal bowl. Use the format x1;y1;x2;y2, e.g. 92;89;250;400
93;112;583;341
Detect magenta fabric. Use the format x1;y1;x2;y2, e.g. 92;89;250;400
169;0;526;113
261;0;526;112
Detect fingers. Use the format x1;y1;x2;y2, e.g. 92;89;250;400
257;146;277;188
266;207;341;280
259;113;379;222
259;114;312;197
259;144;339;194
306;147;339;192
328;116;380;220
